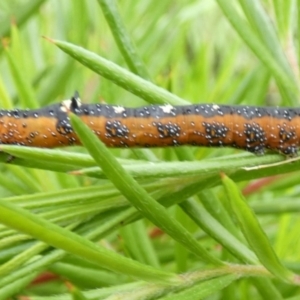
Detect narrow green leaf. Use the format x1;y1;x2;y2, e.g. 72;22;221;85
69;1;89;45
10;24;26;72
0;206;135;287
221;173;294;283
252;198;300;214
37;59;75;106
98;0;151;80
0;242;48;277
180;198;258;264
5;165;42;193
0;0;46;39
69;112;222;265
0;199;179;284
161;274;238;300
2;147;300;207
67;283;88;300
238;0;296;105
216;0;299;100
50;262;123;286
4;48;38;108
273;0;293;38
0;75;13;109
0;172;29;195
239;0;293;77
252;277;284;300
174;206;191;272
199;190;241;237
0;145;97;169
48;38;189;106
0;144;285;179
0;273;37;300
7;184;119;209
121;220;160;268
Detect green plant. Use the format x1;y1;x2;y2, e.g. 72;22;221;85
0;0;300;299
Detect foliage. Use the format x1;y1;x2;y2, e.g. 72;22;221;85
0;0;300;299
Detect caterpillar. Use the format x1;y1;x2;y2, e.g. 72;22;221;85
0;92;299;156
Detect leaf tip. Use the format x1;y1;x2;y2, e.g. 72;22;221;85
65;281;75;291
42;36;55;44
220;172;226;179
292;274;300;286
1;37;10;49
68;170;81;175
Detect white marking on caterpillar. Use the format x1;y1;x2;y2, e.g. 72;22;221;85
212;104;220;110
113;106;126;114
60;100;70;112
60;98;82;112
160;104;174;114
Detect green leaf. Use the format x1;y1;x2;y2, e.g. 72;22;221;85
216;0;299;104
4;47;38;108
273;0;293;38
0;0;46;39
239;0;293;77
98;0;151;80
238;0;296;105
180;198;258;264
67;283;88;300
0;76;12;109
3;144;300;183
0;199;178;284
0;273;37;300
48;38;189;106
221;173;294;283
252;277;284;300
50;262;123;286
120;220;160;268
0;241;48;277
160;274;238;300
36;59;75;106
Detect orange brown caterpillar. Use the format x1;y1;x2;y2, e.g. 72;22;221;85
0;92;299;156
